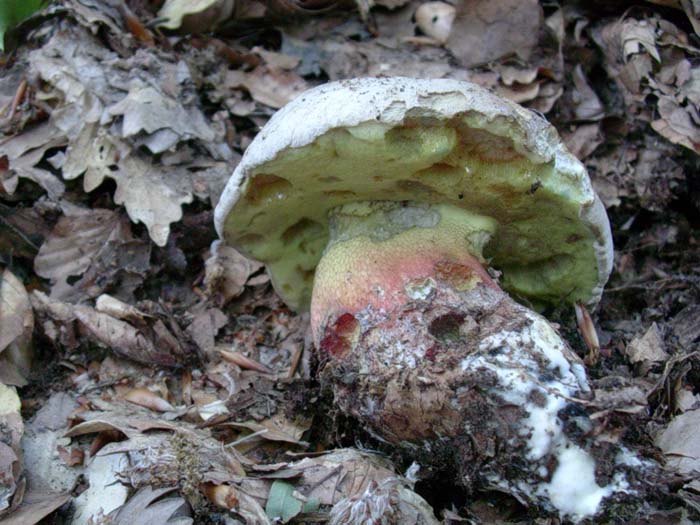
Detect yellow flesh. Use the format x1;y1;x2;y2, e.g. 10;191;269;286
223;120;598;311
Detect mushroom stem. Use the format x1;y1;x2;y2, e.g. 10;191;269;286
310;202;629;519
310;201;498;344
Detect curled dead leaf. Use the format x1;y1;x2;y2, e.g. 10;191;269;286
123;388;175;413
219;349;272;374
575;302;600;366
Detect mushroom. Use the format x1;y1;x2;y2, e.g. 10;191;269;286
214;78;632;519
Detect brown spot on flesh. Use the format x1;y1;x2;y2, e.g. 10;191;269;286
434;260;483;291
245;174;292;204
281;217;322;243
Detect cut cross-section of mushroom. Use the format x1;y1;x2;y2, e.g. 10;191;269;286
215;77;644;520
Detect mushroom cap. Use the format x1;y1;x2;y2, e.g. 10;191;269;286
214;77;613;312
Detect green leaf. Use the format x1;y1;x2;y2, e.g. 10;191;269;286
265;480;317;523
0;0;45;52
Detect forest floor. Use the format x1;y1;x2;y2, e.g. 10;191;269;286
1;0;699;523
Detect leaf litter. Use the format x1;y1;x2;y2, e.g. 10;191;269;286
1;0;700;523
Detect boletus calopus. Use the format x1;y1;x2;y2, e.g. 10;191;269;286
215;78;639;520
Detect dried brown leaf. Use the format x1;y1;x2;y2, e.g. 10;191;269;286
652;95;700;152
625;323;669;374
187;306;227;354
0;269;33;386
204;243;265;306
0;123;67;198
575;302;601;366
123;388;175;413
223;413;311;446
106;486;192;525
31;292;189;367
656;409;700;475
445;0;542;67
219;349;272;374
225;67;309;109
571;65;605;121
33;208;144;301
622;18;661;62
0;490;71;525
57;445;85;467
562;123;603;160
0;384;24;518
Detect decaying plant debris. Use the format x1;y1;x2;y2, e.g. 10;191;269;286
0;0;699;524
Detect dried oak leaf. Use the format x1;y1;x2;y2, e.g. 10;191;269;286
0;123;67;197
27;26;229;246
445;0;542;67
111;155;194;247
33;207;149;302
651;95;700;152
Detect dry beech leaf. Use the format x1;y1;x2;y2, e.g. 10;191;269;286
187;306;227;354
446;0;542;67
123;388;175;413
241;449;438;523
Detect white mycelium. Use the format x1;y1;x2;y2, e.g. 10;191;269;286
461;310;628;520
